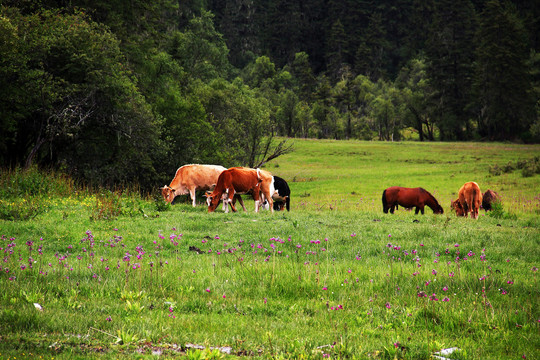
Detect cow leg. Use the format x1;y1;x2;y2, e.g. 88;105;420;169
252;187;261;213
222;198;227;212
189;188;197;207
232;195;246;211
390;205;395;214
227;189;238;212
415;207;420;215
263;190;274;213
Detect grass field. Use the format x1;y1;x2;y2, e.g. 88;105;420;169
0;140;539;360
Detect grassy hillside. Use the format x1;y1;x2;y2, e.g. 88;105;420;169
0;140;539;360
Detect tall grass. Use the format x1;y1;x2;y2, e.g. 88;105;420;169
0;141;539;359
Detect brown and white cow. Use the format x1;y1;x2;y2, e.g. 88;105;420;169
207;167;275;213
451;181;483;219
161;164;245;209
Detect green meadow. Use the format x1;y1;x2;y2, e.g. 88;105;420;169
0;139;539;360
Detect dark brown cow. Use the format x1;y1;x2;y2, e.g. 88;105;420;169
482;189;500;211
382;186;443;215
451;182;482;219
207;167;275;213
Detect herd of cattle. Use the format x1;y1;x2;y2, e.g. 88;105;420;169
160;164;499;218
160;164;290;213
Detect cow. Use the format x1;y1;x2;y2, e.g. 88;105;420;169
482;189;500;211
207;167;275;213
451;182;483;219
382;186;443;215
161;164;244;209
260;176;290;211
450;199;466;216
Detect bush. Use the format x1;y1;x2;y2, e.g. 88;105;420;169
488;201;517;220
488;165;502;176
488;157;539;178
152;192;171;212
90;191;123;220
0;167;74;199
0;198;47;221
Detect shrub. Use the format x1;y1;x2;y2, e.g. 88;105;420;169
0;167;74;198
488;165;501;176
90;190;123;220
488;201;517;220
502;162;515;173
0;198;47;221
153;193;171;212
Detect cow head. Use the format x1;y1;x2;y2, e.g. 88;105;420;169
273;196;288;211
161;186;176;203
206;191;221;212
451;199;465;216
433;203;444;214
204;191;213;207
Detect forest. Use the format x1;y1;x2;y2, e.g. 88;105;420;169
1;0;539;189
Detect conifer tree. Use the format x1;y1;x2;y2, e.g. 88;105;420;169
326;19;349;81
425;0;476;140
473;0;535;140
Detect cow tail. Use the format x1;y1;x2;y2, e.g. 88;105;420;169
382;190;388;213
472;190;477;217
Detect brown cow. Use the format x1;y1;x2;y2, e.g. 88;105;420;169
482;189;500;211
451;199;465;216
207;167;275;213
161;164;245;209
451;182;483;219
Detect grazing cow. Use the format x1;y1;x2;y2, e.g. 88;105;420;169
451;182;483;219
482;189;500;211
450;199;466;216
207;167;275;213
382;186;443;215
161;164;244;209
267;176;291;211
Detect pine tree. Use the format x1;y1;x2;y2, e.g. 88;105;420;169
425;0;476;140
354;12;390;81
473;0;535;140
326;19;349;81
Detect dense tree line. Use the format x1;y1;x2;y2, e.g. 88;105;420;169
1;0;539;189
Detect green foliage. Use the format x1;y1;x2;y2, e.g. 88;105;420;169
0;198;46;221
488;201;517;220
0;7;160;189
488;157;540;178
473;0;536;140
1;0;540;196
0;167;74;199
170;11;230;82
154;195;171;212
90;191;123;221
425;0;476;140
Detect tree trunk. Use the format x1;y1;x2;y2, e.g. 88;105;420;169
24;137;46;170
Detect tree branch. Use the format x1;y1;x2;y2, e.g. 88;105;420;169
254;139;294;168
